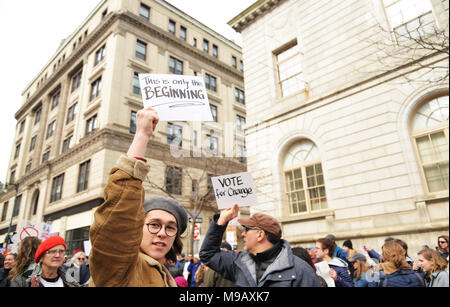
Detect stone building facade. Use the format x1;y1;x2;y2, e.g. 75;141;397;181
229;0;449;255
0;0;246;254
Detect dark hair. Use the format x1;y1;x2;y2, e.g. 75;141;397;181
166;235;183;263
317;238;335;257
292;247;315;271
265;231;281;245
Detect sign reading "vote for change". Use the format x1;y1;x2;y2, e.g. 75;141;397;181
139;74;214;121
211;172;258;209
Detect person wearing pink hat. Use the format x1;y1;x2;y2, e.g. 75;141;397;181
11;236;79;287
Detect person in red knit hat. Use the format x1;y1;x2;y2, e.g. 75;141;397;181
11;236;79;287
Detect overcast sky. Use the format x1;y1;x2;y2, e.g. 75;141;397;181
0;0;255;183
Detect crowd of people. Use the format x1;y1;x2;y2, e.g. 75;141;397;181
0;107;448;288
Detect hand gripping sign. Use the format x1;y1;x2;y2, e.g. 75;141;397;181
139;74;213;121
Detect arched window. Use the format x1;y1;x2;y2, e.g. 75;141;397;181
411;95;449;193
283;140;327;214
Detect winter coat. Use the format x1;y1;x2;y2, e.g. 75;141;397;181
0;268;11;287
353;272;370;287
328;257;354;287
374;270;425;287
426;270;449;287
89;155;177;287
10;263;79;287
199;215;321;287
203;267;235;287
188;262;202;287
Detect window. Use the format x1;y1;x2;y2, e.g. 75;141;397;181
102;9;108;19
71;70;82;92
42;151;50;163
133;72;141;95
210;105;218;122
9;170;15;183
46;120;56;139
85;114;97;136
140;3;150;20
95;45;106;65
25;163;31;174
203;39;209;53
34;108;41;125
205;135;218;156
237;145;247;163
193;38;197;48
167;123;182;147
412;95;449;193
235;88;245;104
62;135;73;153
1;202;8;222
65;226;90;257
275;41;305;98
180;26;187;41
236;115;246;132
77;160;90;192
130;111;137;134
212;45;218;58
240;60;244;72
14;144;21;159
169;57;183;75
383;0;434;43
166;166;182;195
32;190;39;216
13;195;22;217
29;136;37;151
169;20;176;35
51;91;60;110
90;77;102;101
50;173;64;203
19;120;25;134
136;40;147;60
283;140;327;215
232;56;237;68
66;102;78;124
205;74;217;92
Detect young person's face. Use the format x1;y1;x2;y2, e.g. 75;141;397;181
418;254;433;273
315;242;328;260
438;237;448;250
141;210;177;263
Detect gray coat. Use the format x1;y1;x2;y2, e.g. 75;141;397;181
200;215;321;287
426;270;449;287
10;263;79;287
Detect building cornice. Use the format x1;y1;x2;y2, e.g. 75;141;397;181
228;0;287;33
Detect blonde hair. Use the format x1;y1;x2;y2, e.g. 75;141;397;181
418;248;448;276
382;240;408;269
354;259;370;280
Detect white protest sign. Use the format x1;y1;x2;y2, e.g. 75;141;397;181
139;74;213;121
211;172;258;210
315;261;335;287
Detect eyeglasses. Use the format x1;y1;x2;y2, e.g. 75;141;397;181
439;241;447;244
78;257;86;261
46;249;66;256
146;222;178;237
242;225;262;232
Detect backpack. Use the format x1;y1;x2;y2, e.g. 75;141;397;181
380;270;425;287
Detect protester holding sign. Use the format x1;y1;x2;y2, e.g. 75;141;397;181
199;204;321;287
89;107;188;287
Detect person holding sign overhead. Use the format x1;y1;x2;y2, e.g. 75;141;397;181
89;107;188;287
199;204;321;287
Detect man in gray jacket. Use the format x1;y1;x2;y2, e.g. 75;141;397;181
200;204;320;287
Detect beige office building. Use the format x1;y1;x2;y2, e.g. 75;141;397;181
0;0;246;254
229;0;448;255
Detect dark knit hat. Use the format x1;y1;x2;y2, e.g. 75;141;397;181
143;196;188;234
34;236;66;263
343;240;353;249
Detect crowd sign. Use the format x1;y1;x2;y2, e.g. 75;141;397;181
139;74;213;121
211;172;258;210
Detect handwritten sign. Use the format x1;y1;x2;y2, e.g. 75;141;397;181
211;172;258;210
139;74;213;121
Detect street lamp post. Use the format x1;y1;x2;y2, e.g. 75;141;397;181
0;181;19;247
